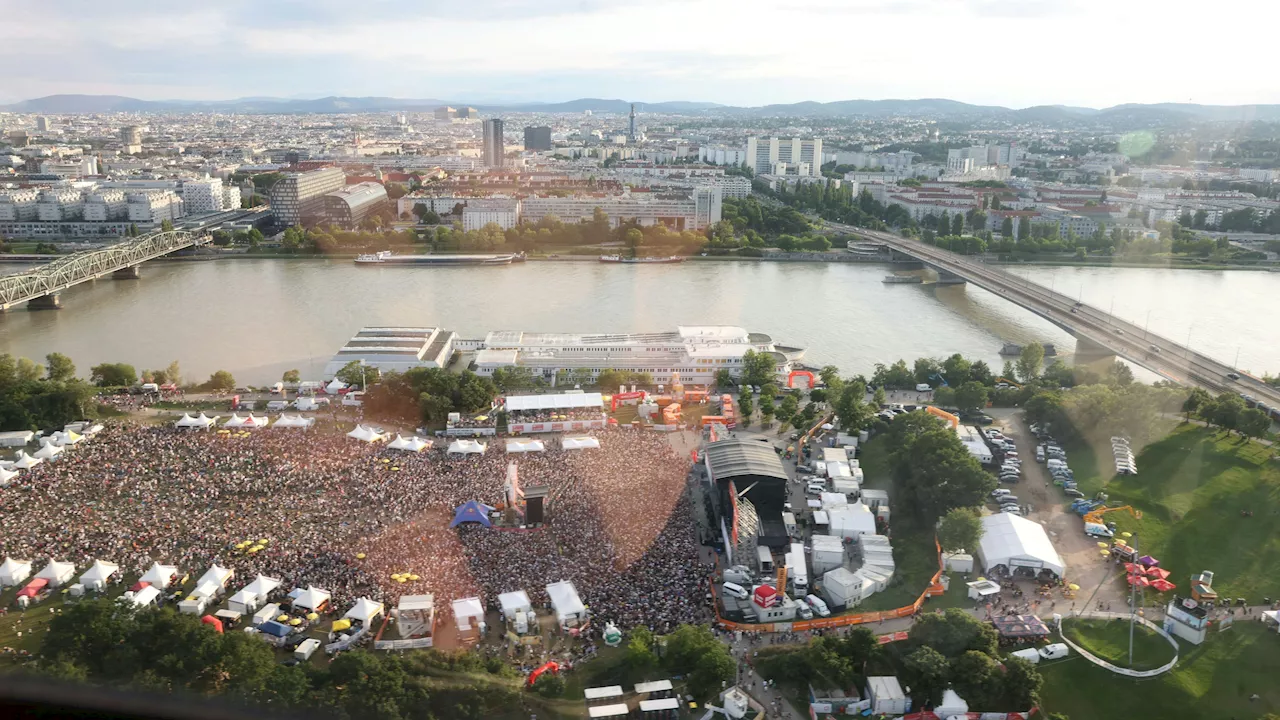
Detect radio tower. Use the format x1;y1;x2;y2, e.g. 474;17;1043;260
628;103;637;143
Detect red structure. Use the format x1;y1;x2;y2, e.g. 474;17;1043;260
787;370;815;389
526;661;561;686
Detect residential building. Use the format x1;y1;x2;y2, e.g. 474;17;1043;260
483;119;505;168
120;125;143;154
126;190;185;224
180;178;228;214
268;167;345;226
39;156;98;178
0;189;41;221
35;116;50;132
82;190;128;221
746;137;823;177
519;187;722;231
222;184;242;210
459;107;479;120
434;106;456;122
462;197;520;231
523;126;552;152
698;144;747;167
37;188;84;221
322;182;389;229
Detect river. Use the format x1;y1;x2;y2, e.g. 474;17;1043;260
0;259;1276;385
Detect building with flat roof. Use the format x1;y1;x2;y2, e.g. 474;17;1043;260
520;187;722;230
268;167;345;227
523;126;552;152
322;182;389;229
461;197;519;231
323;327;456;378
483;119;505;168
746;137;823;177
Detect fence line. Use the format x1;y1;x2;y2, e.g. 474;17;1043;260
1055;611;1180;678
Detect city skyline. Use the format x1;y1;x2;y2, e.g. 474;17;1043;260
6;0;1279;108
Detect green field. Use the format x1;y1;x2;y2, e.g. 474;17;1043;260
1060;618;1177;671
1039;621;1280;720
1072;426;1280;600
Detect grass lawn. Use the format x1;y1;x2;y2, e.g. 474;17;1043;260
1077;426;1280;600
1038;621;1280;720
1060;617;1176;671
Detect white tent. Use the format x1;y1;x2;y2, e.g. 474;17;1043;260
560;436;600;451
937;689;969;718
140;562;179;589
288;585;332;612
346;425;385;443
36;560;76;587
827;502;877;540
452;596;485;631
32;443;63;460
345;597;385;624
228;574;281;614
175;413;217;430
12;452;42;470
499;590;532;617
272;414;315;429
197;564;234;591
505;438;545;453
130;585;161;607
387;435;428;452
224;413;267;429
0;557;32;587
976;513;1066;578
0;466;18;486
325;378;348;394
447;439;486;455
546;580;586;625
47;430;84;447
78;560;120;591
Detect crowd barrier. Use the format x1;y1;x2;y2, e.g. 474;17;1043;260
374;637;435;651
325;625;368;655
1056;611;1180;678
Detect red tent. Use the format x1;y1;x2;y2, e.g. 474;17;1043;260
1127;575;1150;587
200;615;224;633
1146;567;1171;580
1150;579;1176;592
1123;562;1143;574
129;580;151;593
17;577;49;599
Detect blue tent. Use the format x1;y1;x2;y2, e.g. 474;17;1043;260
450;500;495;528
258;620;291;638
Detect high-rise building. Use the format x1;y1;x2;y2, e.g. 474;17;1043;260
434;106;456;122
628;103;637;143
483;119;505;168
35;116;49;132
523;126;552;152
460;107;479;120
268;167;346;226
746;137;823;177
120;125;143;154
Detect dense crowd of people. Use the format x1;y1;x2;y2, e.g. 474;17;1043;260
0;423;709;632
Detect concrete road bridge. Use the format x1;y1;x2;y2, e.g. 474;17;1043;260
0;230;210;311
827;222;1280;409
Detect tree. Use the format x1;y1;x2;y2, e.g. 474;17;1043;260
950;651;1001;710
491;366;538;393
908;608;999;659
164;360;181;387
664;625;735;703
937;507;983;553
834;379;871;433
90;362;137;387
1207;392;1246;434
532;672;566;698
887;413;996;522
16;357;43;382
1238;407;1271;442
740;349;776;387
624;627;659;678
1000;216;1014;237
941;353;972;387
955;381;989;413
160;218;174;232
335;360;379;388
1016;342;1045;382
45;352;76;382
819;365;842;388
420;393;454;424
1017;217;1030;242
913;357;941;386
900;646;950;707
997;656;1042;710
737;393;754;426
969;360;995;386
778;394;799;424
761;383;778;401
282;369;301;384
951;212;964;236
1181;387;1211;422
715;368;733;389
206;370;236;392
873;386;886;407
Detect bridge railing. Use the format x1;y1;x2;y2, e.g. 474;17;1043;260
0;230;203;306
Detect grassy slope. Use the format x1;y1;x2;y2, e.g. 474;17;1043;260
1039;622;1280;720
1060;618;1176;671
1074;426;1280;600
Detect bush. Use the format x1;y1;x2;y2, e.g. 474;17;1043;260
531;672;565;697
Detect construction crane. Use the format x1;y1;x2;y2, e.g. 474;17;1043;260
1083;505;1142;526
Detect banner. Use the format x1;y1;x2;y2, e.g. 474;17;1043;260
509;419;605;434
373;637;434;650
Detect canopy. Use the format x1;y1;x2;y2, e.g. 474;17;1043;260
1128;575;1151;587
452;596;485;630
560;436;600;451
17;577;48;599
12;452;41;470
505;392;603;411
447;439;486;454
344;597;385;623
140;562;179;589
325;378;348;394
224;413;267;429
272;414;315;429
1139;555;1159;567
32;443;63;460
288;585;331;611
242;574;282;598
992;614;1050;639
131;585;161;607
1150;579;1176;592
175;413;217;429
0;557;33;587
78;560;120;586
197;564;234;589
451;500;494;528
47;430;83;446
0;466;18;486
36;560;75;585
258;620;291;637
546;580;586;622
976;513;1066;577
499;590;532;615
387;435;429;452
347;425;385;443
505;438;545;453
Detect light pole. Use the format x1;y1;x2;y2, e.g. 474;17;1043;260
1144;310;1151;340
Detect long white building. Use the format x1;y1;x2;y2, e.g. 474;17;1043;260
520;187;722;231
323;327;457;378
746;137;823;177
471;325;804;386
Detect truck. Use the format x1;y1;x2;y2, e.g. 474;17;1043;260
786;543;808;595
781;512;798;538
1010;643;1069;664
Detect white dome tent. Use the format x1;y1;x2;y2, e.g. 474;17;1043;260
505;438;545;453
36;560;76;587
288;585;332;612
175;413;217;430
12;453;41;470
560;436;600;451
47;430;84;447
0;557;33;587
0;466;19;487
32;443;63;461
346;425;385;443
387;435;429;452
78;560;120;592
228;574;281;614
447;439;486;455
272;414;315;430
976;513;1066;578
139;562;180;589
224;414;267;429
325;378;348;395
344;597;385;624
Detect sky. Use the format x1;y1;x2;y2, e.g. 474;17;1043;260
3;0;1279;108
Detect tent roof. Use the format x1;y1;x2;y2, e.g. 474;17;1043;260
397;594;434;611
13;452;42;469
37;560;75;580
243;574;282;596
198;565;233;587
546;580;585;617
131;585;161;606
32;443;63;459
703;438;789;482
450;500;494;528
259;620;291;637
79;560;120;583
506;438;545;453
347;425;384;442
499;590;532;613
289;586;331;610
977;513;1066;577
0;466;18;485
452;596;484;619
447;439;486;454
345;597;385;622
505;392;603;411
561;436;600;450
140;563;179;586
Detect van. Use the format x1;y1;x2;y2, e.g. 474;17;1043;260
721;582;749;600
1046;459;1067;470
1035;446;1046;463
805;595;831;617
806;481;827;495
1010;648;1041;665
915;383;932;392
796;603;814;620
1039;643;1070;661
992;488;1012;498
724;567;752;585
